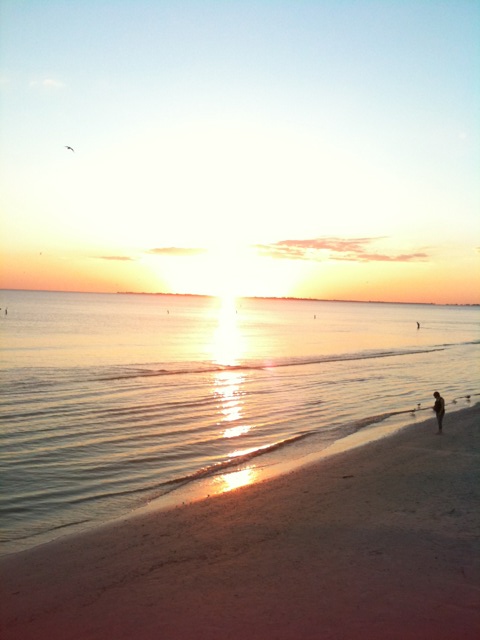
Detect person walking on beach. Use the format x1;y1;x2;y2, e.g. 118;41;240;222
433;391;445;433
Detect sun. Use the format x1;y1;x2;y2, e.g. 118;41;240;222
202;243;296;299
201;242;250;298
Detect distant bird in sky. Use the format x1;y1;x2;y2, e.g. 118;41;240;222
65;145;75;152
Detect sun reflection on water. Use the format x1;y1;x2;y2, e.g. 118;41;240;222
209;296;260;492
223;424;251;438
211;294;243;367
214;370;252;439
211;296;253;437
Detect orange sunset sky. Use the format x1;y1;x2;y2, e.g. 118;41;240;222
1;1;479;305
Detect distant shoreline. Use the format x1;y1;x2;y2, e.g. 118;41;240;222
115;291;451;306
1;288;479;307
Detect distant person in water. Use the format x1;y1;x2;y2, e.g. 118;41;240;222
433;391;445;433
417;321;420;329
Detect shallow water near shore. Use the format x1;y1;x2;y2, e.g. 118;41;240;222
1;290;479;554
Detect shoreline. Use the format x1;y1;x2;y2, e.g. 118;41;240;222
141;403;454;516
1;404;479;639
2;401;469;558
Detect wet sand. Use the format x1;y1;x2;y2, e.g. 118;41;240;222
1;405;479;639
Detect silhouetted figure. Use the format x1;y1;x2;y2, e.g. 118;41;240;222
433;391;445;433
417;322;420;329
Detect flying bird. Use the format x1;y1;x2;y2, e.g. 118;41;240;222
65;146;75;152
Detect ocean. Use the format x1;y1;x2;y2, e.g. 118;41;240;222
1;289;478;555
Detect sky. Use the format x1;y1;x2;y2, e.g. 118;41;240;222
1;0;479;304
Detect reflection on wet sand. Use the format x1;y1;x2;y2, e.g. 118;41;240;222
215;467;257;493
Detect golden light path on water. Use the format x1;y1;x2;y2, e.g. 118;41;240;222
211;294;244;367
210;295;258;493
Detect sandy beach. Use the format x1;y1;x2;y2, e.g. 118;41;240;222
1;404;479;639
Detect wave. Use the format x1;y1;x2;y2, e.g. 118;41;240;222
2;341;476;394
158;431;313;488
353;409;415;431
0;517;93;545
96;345;452;382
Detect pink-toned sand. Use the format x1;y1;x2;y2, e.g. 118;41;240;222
1;405;479;640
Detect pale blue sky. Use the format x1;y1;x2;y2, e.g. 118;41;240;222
1;1;479;302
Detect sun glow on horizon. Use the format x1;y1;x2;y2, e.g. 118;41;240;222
146;242;303;300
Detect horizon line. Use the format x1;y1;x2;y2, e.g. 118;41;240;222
1;287;479;307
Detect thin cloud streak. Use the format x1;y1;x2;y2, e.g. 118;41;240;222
148;247;208;257
96;256;135;262
29;78;65;88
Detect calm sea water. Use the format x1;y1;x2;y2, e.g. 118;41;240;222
1;290;479;554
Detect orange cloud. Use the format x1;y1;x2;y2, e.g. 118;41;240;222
255;238;429;263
